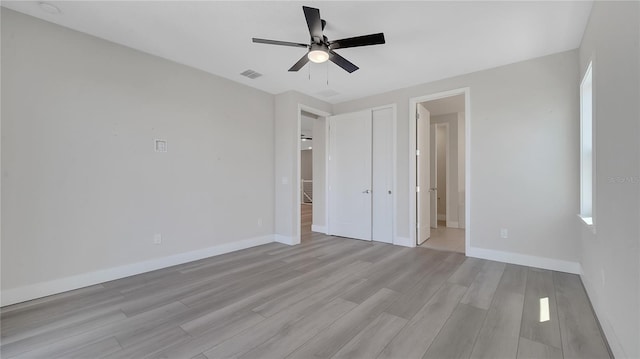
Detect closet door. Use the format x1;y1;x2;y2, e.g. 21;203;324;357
328;110;372;241
372;107;394;243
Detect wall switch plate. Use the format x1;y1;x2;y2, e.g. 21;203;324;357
500;228;508;238
257;218;262;227
153;233;162;245
281;177;289;185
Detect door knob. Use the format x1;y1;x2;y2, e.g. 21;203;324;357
388;190;392;194
362;189;371;194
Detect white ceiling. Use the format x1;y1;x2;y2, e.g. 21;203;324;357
2;1;593;104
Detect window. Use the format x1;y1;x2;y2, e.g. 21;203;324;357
580;62;593;226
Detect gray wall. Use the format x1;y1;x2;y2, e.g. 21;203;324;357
578;2;640;357
274;91;331;244
1;10;275;296
333;50;580;264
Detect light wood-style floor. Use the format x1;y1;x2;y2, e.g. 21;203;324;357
301;203;313;242
421;220;465;254
1;216;610;358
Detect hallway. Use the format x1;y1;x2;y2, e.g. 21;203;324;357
420;221;465;254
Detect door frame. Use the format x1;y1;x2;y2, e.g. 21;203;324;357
326;104;397;244
416;103;431;244
409;88;470;251
297;105;331;243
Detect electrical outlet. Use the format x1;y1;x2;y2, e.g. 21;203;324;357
500;228;508;239
257;218;263;227
153;233;162;245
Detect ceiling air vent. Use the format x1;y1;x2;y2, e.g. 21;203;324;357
240;69;263;79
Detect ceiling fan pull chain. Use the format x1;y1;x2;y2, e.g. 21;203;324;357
326;62;329;86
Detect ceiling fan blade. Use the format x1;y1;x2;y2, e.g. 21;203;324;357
330;33;386;50
252;38;309;48
303;6;323;41
329;51;359;73
289;53;310;72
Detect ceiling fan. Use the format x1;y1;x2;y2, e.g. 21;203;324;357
252;6;385;73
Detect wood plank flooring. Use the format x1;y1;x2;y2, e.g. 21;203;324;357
1;225;611;358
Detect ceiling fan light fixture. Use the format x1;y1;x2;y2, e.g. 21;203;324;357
253;6;384;72
308;44;329;63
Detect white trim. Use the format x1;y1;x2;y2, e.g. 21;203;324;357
392;105;398;246
297;105;331;245
464;92;471;253
579;61;594;218
466;246;581;274
581;274;625;359
409;88;471;250
1;235;275;306
393;236;413;248
577;214;596;234
311;224;327;234
274;234;296;246
324;114;331;236
296;110;302;243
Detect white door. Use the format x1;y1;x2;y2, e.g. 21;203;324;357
430;123;438;228
417;104;431;244
372;108;393;243
329;110;372;241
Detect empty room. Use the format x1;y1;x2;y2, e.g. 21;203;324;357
1;1;638;358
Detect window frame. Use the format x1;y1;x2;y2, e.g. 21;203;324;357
579;61;595;231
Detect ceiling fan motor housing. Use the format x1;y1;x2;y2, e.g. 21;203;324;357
252;6;385;73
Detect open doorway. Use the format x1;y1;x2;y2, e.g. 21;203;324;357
296;106;331;243
300;111;315;241
412;91;467;253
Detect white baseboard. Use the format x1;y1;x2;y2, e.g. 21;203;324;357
447;221;459;228
311;224;327;234
394;236;414;248
274;234;298;246
1;235;275;307
466;246;581;274
580;273;625;358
